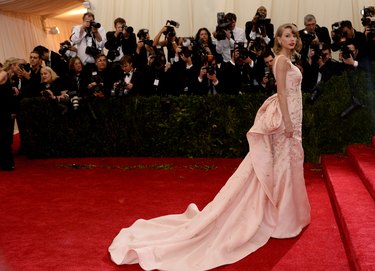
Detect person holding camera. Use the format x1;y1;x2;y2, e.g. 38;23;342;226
111;55;143;97
191;27;220;67
153;20;181;63
298;14;331;59
85;54;113;98
215;12;245;63
71;12;106;68
133;28;156;70
245;6;274;50
361;6;375;61
105;17;136;65
66;56;86;110
38;66;69;103
253;49;276;95
58;39;78;62
331;20;367;57
193;54;222;95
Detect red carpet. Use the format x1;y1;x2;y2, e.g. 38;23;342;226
322;148;375;271
0;133;350;270
0;152;349;271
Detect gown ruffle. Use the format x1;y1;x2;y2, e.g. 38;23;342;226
108;55;311;271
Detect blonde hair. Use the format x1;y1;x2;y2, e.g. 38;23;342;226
41;66;59;82
273;23;300;55
1;57;19;72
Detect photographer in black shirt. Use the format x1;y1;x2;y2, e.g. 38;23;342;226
105;17;136;64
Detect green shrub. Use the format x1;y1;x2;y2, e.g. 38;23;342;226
18;67;375;162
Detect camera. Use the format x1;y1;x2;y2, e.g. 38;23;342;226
204;54;215;76
111;80;128;96
234;42;250;60
361;6;375;25
90;21;101;28
340;44;352;59
255;12;271;27
331;21;347;44
248;38;266;60
59;40;71;55
163;20;180;38
300;30;316;45
179;37;194;58
85;46;101;57
70;95;80;110
360;6;375;39
137;28;153;46
90;71;104;96
122;24;134;34
107;49;120;61
215;12;232;41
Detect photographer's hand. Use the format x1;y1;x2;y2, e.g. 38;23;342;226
260;25;267;37
207;73;218;85
126;82;133;90
92;27;103;42
252;16;258;31
18;67;31;80
88;82;97;89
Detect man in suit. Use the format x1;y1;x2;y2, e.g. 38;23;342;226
298;14;331;60
33;45;69;83
112;55;143;96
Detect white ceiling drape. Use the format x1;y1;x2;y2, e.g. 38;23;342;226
1;0;374;63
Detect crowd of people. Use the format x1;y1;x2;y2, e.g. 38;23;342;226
0;6;375;171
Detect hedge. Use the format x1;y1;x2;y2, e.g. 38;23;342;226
18;68;375;162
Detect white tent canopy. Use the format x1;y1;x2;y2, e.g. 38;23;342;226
0;0;374;62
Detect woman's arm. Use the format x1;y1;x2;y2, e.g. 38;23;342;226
275;56;293;138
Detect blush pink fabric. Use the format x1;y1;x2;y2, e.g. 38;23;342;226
108;55;311;271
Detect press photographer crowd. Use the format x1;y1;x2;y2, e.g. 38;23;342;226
0;6;375;170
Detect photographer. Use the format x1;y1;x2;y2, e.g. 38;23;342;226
105;17;136;65
254;50;276;95
361;6;375;61
134;28;156;70
66;57;86;111
192;54;222;96
58;39;78;62
153;20;181;63
220;44;251;95
215;12;245;63
245;6;274;50
85;54;112;98
191;28;220;67
38;66;68;102
71;12;106;68
331;20;367;57
298;14;331;59
111;55;143;96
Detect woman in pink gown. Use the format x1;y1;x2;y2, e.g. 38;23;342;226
108;23;311;271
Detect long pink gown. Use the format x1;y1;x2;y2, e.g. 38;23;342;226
108;55;311;271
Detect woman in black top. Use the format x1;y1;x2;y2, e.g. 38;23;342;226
0;57;20;170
